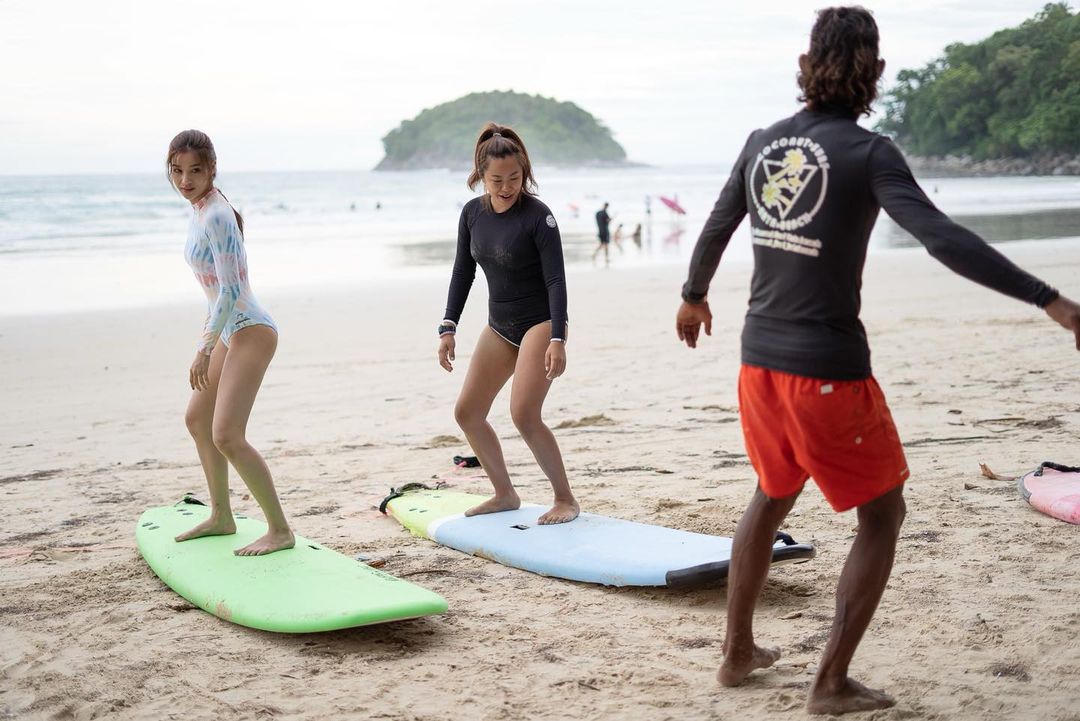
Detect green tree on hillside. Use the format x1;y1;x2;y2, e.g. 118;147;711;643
877;3;1080;158
377;90;627;170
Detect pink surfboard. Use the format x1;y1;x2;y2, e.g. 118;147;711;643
1019;463;1080;525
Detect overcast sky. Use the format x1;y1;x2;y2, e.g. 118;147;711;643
0;0;1055;174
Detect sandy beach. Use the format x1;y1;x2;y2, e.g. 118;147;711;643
2;237;1079;720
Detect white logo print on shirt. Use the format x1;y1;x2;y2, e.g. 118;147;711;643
748;137;830;257
545;214;557;228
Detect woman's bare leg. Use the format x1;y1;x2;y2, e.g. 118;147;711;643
455;327;519;516
210;325;293;556
176;340;235;541
510;322;579;524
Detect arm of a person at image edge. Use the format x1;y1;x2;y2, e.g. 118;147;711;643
439;332;456;372
677;299;713;349
545;340;566;381
1045;295;1080;350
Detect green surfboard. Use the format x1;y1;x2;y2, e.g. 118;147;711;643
136;500;448;632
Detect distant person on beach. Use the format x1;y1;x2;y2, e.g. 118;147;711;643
166;130;294;556
592;202;612;265
632;223;643;248
675;7;1080;716
437;123;579;525
612;223;626;253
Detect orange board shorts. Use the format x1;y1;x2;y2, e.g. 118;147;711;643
738;364;909;512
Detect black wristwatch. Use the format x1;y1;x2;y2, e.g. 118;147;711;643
438;323;457;336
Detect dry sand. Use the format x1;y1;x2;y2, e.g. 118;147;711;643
2;238;1079;720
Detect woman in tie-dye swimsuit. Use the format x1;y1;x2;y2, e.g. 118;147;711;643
167;129;294;557
186;192;277;352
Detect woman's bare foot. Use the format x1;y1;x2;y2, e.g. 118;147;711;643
175;516;236;542
717;643;782;686
806;677;895;715
234;528;295;556
538;498;579;525
464;492;521;517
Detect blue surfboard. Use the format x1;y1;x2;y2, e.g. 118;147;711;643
382;487;815;587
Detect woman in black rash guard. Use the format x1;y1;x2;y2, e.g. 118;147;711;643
437;123;579;525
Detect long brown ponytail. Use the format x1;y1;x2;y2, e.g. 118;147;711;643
166;129;244;234
467;123;538;210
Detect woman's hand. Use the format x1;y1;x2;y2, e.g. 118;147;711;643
189;351;211;391
676;300;713;349
438;333;456;372
545;341;567;380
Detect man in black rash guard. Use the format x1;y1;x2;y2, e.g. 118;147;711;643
444;193;568;347
675;7;1080;716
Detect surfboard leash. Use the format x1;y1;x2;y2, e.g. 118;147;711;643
1034;461;1080;476
378;482;448;514
774;531;798;546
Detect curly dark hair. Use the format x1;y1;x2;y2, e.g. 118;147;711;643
797;6;883;117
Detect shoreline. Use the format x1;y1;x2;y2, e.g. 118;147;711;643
906;152;1080;177
9;230;1080;319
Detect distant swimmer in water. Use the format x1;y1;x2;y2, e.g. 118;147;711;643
166;129;293;556
437;123;579;525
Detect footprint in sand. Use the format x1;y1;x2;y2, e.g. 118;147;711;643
554;414;617;429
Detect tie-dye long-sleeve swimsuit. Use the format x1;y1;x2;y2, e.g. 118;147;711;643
185;188;277;355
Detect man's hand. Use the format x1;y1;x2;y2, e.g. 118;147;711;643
1045;295;1080;351
676;300;713;349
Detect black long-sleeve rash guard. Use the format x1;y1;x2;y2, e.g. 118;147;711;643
444;194;568;341
683;108;1059;380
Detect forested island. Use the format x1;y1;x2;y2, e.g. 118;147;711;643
878;3;1080;175
376;91;628;170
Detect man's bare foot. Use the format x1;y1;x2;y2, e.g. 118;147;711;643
806;677;895;715
234;528;295;556
717;643;782;687
175;516;236;542
464;493;521;517
538;498;579;525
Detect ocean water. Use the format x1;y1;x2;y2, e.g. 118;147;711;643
2;168;1078;315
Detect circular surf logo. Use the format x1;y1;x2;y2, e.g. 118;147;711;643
749;137;830;231
545;214;557;228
